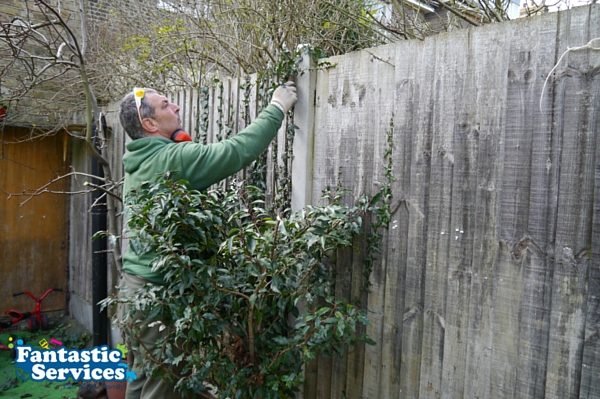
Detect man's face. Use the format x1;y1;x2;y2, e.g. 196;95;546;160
145;92;182;138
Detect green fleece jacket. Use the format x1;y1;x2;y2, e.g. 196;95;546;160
122;104;284;284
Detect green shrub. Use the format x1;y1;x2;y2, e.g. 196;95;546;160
104;173;377;398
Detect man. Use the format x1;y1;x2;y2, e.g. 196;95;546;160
117;81;297;399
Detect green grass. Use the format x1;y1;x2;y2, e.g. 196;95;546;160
0;321;92;398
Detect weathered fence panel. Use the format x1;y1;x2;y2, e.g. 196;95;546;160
301;4;600;399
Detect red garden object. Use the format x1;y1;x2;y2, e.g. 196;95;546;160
0;288;63;333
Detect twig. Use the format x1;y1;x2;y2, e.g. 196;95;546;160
135;332;182;380
214;286;250;301
84;181;123;201
89;192;106;211
435;0;481;26
363;49;395;67
540;37;600;112
7;171;103;205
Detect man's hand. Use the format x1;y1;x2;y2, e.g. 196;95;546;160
271;80;298;114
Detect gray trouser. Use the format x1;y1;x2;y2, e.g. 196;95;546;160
117;273;214;399
117;273;195;399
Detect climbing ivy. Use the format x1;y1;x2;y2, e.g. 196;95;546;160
215;79;225;142
197;85;210;144
362;115;396;289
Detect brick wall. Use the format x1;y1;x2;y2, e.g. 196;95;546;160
0;0;85;130
0;0;164;130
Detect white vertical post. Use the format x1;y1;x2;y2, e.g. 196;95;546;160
291;47;316;213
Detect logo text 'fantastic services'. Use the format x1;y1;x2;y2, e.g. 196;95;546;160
14;344;135;382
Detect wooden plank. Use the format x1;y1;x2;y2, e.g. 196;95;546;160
308;49;377;398
246;73;260;184
170;89;180;129
330;248;353;399
377;37;418;399
509;11;560;399
304;354;319;399
319;51;365;399
544;5;597;399
345;230;368;399
578;5;600;399
316;350;333;399
229;76;243;182
438;27;475;399
238;74;251;182
220;78;232;190
178;89;188;134
266;108;287;206
185;88;193;135
398;33;437;399
223;77;233;141
265;76;282;206
359;44;396;399
488;16;547;399
249;73;258;122
207;84;217;144
417;31;459;399
340;49;381;399
304;58;337;398
462;20;511;399
236;75;249;131
310;61;338;206
310;58;352;399
190;87;199;140
231;76;241;135
211;80;223;143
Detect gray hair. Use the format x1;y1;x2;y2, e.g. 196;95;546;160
119;88;158;140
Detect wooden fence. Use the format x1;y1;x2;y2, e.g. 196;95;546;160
102;4;600;398
301;5;600;399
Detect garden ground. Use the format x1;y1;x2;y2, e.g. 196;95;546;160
0;312;93;399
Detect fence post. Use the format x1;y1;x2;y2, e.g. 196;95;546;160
291;47;316;213
290;48;317;399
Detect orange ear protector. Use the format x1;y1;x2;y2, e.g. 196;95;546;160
171;129;193;143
